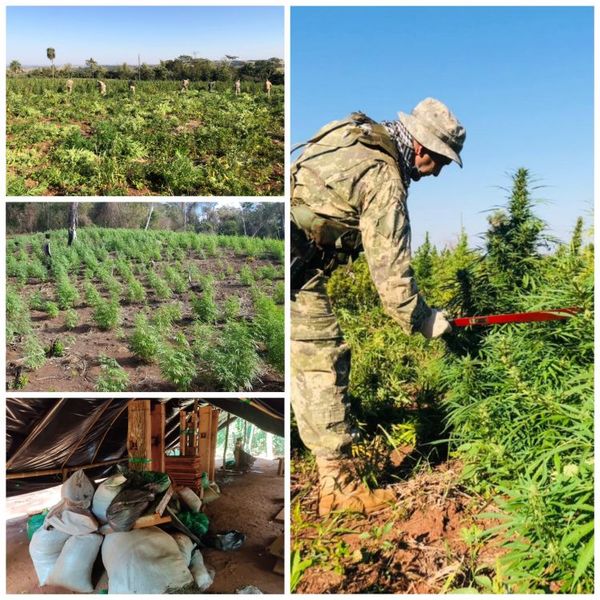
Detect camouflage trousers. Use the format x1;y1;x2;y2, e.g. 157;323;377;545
291;273;353;458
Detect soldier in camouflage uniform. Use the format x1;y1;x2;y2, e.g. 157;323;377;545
291;98;466;516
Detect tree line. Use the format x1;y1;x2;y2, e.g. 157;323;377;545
6;202;284;239
7;54;284;84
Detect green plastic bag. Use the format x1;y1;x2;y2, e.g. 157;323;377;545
178;511;210;537
26;510;48;540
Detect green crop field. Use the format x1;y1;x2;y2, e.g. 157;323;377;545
6;78;284;196
7;227;284;392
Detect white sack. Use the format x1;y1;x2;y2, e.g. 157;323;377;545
29;526;70;586
61;469;95;508
45;499;98;535
46;533;103;593
102;527;194;594
92;474;127;523
172;532;195;566
178;487;202;513
190;549;215;592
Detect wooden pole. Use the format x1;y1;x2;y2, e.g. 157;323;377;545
151;402;166;473
128;400;152;472
222;416;230;468
179;409;186;456
7;458;128;479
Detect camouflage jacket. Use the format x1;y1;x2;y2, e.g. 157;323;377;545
291;112;431;333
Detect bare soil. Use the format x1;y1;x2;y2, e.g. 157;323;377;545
7;251;284;392
291;456;504;594
6;458;284;594
204;457;285;593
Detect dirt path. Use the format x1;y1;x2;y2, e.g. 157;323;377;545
6;458;284;594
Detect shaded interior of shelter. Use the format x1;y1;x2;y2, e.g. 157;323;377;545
6;398;285;594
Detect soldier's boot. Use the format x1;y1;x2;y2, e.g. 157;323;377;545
316;458;395;517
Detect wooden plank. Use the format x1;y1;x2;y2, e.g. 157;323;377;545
128;400;152;471
132;514;172;529
151;402;166;473
274;507;284;523
273;558;285;576
156;486;174;516
268;534;284;558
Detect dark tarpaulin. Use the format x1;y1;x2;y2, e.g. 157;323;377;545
7;398;284;497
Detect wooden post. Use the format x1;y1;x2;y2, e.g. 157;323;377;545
198;406;212;477
209;408;219;480
222;416;230;469
179;410;186;456
151;402;166;473
128;400;152;472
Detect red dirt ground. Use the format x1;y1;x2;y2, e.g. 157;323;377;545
291;457;505;594
6;458;284;594
7;251;284;393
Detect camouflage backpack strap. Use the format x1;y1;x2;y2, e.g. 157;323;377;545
291;112;371;155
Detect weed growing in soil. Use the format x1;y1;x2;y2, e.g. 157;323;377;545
93;298;121;330
129;313;160;363
96;355;130;392
158;333;196;391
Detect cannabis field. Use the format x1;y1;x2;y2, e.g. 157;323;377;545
7;228;284;392
291;169;594;594
6;78;283;196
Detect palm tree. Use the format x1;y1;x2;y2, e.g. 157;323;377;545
46;47;56;78
8;60;22;76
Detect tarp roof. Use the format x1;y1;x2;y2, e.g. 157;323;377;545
7;398;284;497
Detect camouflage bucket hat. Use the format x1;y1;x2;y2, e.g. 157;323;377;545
399;98;466;167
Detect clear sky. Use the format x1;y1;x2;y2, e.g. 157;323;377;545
292;6;594;249
7;6;284;65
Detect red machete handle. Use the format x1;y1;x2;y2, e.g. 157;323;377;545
450;307;581;327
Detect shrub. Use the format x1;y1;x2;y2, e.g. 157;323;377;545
46;338;65;358
152;304;182;333
273;280;285;305
23;335;46;370
158;333;196;391
45;301;60;318
124;278;146;303
223;296;241;320
192;290;218;323
130;313;160;363
205;321;261;391
96;355;129;392
253;293;284;373
64;308;78;330
93;298;120;330
83;280;102;307
239;265;254;286
55;274;79;309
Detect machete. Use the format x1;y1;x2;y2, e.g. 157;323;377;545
450;307;581;327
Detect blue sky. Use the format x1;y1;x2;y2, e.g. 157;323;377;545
292;6;594;249
7;6;284;65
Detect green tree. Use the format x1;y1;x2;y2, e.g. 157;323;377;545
8;60;22;76
46;47;56;78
